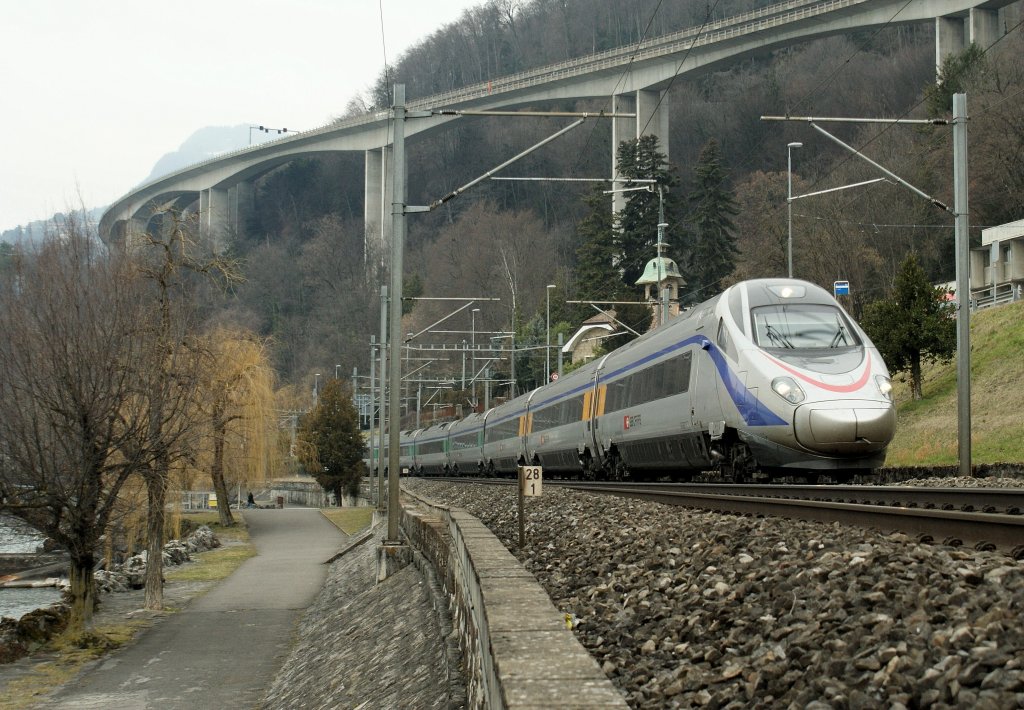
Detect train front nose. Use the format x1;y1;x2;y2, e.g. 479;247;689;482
793;400;896;455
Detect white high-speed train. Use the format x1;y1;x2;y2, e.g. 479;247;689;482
371;278;896;483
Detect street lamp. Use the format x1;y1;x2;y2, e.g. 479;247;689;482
787;141;803;278
471;308;480;408
405;333;413;417
546;284;556;383
249;124;291;145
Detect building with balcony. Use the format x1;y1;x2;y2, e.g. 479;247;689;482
970;218;1024;309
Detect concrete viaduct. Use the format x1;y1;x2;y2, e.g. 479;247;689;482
99;0;1021;251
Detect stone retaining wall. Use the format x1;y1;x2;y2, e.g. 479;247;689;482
400;488;627;709
269;480;325;507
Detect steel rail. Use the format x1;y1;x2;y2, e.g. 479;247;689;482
422;478;1024;556
567;482;1024;514
562;485;1024;557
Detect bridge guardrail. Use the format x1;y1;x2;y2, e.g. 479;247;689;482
119;0;866;196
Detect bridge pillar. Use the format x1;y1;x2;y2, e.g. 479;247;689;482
611;90;670;214
230;181;255;240
199;187;231;254
364;147;392;266
935;16;966;75
124;217;148;249
636;89;670;161
968;7;999;47
611;93;635;215
935;6;1004;78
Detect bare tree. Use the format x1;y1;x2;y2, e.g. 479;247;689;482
131;208;238;610
0;224;160;636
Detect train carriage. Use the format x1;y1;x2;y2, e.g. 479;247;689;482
591;305;715;479
481;395;532;475
523;363;596;475
412;422;452;476
398;431;416;474
447;411;488;475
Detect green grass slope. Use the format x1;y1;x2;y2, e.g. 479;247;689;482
884;299;1024;466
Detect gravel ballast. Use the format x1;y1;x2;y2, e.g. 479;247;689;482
405;479;1024;709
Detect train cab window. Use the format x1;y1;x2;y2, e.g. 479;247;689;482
752;305;861;350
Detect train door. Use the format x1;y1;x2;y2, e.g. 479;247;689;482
583;355;611;470
716;316;755;422
523;387;541;464
691;337;726;433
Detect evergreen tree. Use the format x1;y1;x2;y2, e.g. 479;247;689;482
860;253;956;400
296;378;366;502
614;135;684;288
687;138;739;300
925;44;988;117
574;186;621;307
403;272;423;315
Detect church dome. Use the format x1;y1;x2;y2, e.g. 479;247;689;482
635;256;683;285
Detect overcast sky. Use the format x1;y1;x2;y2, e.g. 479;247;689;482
0;0;482;231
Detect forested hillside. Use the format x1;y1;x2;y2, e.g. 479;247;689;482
212;0;1024;395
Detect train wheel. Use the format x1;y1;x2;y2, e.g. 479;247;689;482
723;442;756;483
580;451;597;481
607;450;630;482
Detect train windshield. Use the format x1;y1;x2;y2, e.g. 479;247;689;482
751;304;861;350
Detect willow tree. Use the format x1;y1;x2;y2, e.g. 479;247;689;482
0;226;160;636
194;328;277;526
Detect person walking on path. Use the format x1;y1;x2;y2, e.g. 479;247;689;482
47;508;347;709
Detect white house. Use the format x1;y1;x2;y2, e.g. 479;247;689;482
970;218;1024;308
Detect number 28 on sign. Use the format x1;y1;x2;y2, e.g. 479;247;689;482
520;466;543;497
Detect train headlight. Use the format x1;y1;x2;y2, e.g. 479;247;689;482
771;376;805;404
875;375;893;401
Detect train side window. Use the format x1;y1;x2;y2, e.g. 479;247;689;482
717;319;736;360
679;352;692;394
607;377;627;411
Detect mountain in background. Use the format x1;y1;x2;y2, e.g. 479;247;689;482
1;206;106;245
140;124;282;184
1;125;273;243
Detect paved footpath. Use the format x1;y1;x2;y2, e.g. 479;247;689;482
49;508;347;710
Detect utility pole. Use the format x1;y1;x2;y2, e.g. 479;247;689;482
952;93;971;477
762;101;971;476
368;335;376;505
377;286;388;513
387;85;408;543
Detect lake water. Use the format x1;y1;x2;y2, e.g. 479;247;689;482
0;587;62;620
0;515;46;554
1;515;62;620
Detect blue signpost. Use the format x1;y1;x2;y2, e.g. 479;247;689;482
833;280;850;297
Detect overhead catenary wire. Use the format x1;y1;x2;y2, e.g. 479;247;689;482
790;15;1024;227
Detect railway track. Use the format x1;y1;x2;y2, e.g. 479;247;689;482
423;478;1024;557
